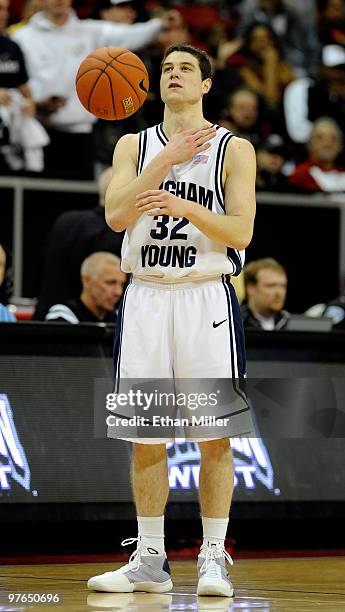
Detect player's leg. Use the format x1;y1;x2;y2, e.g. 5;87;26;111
198;438;234;519
131;442;169;516
174;277;247;596
88;282;173;593
196;438;234;596
88;442;173;593
113;280;173;380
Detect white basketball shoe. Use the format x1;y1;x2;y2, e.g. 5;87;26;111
87;536;173;593
197;542;234;597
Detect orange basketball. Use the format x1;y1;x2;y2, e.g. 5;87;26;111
75;47;149;120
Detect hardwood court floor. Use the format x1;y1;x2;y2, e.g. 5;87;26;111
0;557;345;611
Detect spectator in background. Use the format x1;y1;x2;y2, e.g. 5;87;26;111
12;0;180;179
0;244;16;322
256;134;291;191
203;24;243;121
289;117;345;192
93;0;141;170
305;279;345;330
220;87;270;148
236;23;295;109
155;10;189;52
238;0;319;76
241;258;290;330
93;1;188;170
321;289;345;330
284;44;345;150
34;167;124;320
45;252;126;323
0;0;33;113
98;0;136;24
318;0;345;47
7;0;43;35
308;45;345;141
0;0;43;172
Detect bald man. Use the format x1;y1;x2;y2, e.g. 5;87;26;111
34;167;125;320
44;252;126;323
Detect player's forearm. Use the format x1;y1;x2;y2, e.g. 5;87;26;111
185;201;253;250
105;152;173;232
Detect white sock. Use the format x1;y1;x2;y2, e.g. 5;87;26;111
137;515;165;555
201;516;229;553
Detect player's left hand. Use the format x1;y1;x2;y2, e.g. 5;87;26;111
135;190;190;218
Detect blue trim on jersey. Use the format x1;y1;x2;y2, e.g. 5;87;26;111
138;129;148;174
113;284;130;392
159;123;169;143
215;131;244;277
220;134;234;200
136;131;143;175
215;132;233;211
227;248;243;276
221;274;248;404
156;123;167;147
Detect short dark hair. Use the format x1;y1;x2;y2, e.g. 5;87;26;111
161;44;213;81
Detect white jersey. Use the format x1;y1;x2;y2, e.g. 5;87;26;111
121;123;245;281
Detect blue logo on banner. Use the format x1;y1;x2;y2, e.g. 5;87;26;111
0;394;31;492
167;437;277;494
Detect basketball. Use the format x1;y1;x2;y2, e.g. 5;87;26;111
75;47;149;121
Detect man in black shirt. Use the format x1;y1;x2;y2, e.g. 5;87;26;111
241;257;290;330
0;0;34;106
0;34;28;89
34;167;125;319
0;0;35;170
44;252;126;323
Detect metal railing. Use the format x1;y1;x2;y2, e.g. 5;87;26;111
1;175;345;296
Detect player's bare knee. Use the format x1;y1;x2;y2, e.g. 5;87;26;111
132;442;167;462
198;438;230;458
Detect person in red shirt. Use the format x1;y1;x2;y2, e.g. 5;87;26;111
289;117;345;192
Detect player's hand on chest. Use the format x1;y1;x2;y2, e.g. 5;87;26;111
136;189;190;219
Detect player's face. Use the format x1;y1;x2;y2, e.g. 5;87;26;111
310;125;342;163
0;0;9;31
250;269;287;314
160;51;211;106
87;264;126;313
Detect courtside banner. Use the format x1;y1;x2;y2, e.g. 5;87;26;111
94;377;345;440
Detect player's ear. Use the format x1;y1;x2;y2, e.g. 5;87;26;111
202;78;212;95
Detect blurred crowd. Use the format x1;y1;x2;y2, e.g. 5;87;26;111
1;0;345;192
1;0;345;328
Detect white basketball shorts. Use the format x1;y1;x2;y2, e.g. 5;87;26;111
108;274;254;444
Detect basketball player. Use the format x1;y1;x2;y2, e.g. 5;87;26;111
88;44;256;598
